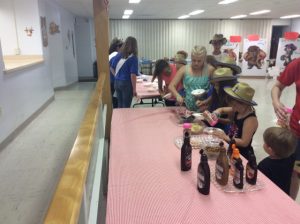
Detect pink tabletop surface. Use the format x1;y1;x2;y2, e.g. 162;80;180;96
106;107;300;224
136;77;160;99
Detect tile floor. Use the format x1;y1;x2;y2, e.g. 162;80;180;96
0;78;299;224
0;82;95;224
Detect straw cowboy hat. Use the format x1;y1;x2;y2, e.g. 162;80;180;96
217;56;242;75
207;55;242;75
209;34;227;45
211;67;237;82
224;82;257;106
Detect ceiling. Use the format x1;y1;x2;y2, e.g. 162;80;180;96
55;0;300;19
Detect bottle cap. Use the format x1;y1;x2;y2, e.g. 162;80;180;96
232;147;240;159
183;123;192;129
285;107;293;114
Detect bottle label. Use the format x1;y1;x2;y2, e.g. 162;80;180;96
185;154;191;167
216;164;223;180
233;170;241;184
247;167;255;179
197;171;205;189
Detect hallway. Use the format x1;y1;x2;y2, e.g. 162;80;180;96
0;82;95;224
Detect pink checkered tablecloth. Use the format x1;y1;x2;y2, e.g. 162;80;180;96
106;107;300;224
136;77;160;99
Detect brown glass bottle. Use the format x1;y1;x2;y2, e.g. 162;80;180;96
246;152;257;185
181;132;192;171
215;142;229;186
197;149;210;195
233;149;244;189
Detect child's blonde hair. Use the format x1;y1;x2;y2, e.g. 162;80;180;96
191;45;207;57
263;127;297;158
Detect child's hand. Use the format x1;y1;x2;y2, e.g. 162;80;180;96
176;95;184;105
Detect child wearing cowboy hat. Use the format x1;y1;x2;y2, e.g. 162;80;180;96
198;56;241;119
213;82;258;160
209;34;227;62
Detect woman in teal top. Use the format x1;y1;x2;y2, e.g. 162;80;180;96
169;45;215;111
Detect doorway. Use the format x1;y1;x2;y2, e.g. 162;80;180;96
270;26;290;60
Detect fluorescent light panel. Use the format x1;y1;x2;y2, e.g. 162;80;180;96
230;14;247;19
189;10;204;16
129;0;141;3
280;14;300;19
250;10;271;15
178;15;190;19
122;15;130;19
124;9;133;15
218;0;239;5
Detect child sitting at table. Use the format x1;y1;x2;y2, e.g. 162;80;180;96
258;127;297;195
212;82;258;160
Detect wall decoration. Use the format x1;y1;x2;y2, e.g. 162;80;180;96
222;42;240;64
24;27;34;36
49;22;60;35
40;16;48;47
275;38;300;72
242;38;267;76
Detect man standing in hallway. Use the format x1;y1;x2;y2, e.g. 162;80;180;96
271;58;300;199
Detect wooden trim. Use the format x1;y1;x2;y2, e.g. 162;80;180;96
94;0;112;139
44;85;103;224
0;95;54;151
3;55;44;74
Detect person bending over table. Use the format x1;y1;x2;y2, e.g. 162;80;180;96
169;46;214;112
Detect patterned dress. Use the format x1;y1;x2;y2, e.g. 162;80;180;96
183;65;210;111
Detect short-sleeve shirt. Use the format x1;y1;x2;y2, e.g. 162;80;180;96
111;53;139;81
258;155;295;195
277;58;300;137
162;64;183;91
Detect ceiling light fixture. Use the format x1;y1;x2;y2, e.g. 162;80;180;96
178;15;190;19
250;10;271;15
189;10;205;16
218;0;239;5
280;14;300;19
122;15;130;19
230;14;247;19
129;0;141;3
124;10;133;15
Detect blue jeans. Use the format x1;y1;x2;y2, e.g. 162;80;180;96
114;79;133;108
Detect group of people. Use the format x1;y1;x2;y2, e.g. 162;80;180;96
108;34;300;199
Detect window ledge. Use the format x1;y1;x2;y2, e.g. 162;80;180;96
3;55;44;74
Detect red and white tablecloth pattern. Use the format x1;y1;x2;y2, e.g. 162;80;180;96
106;107;300;224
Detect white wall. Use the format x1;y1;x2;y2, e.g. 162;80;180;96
0;41;54;144
0;0;43;55
45;0;66;87
60;7;78;84
109;19;292;60
14;0;43;55
0;0;18;55
291;18;300;33
75;17;93;77
43;0;78;87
